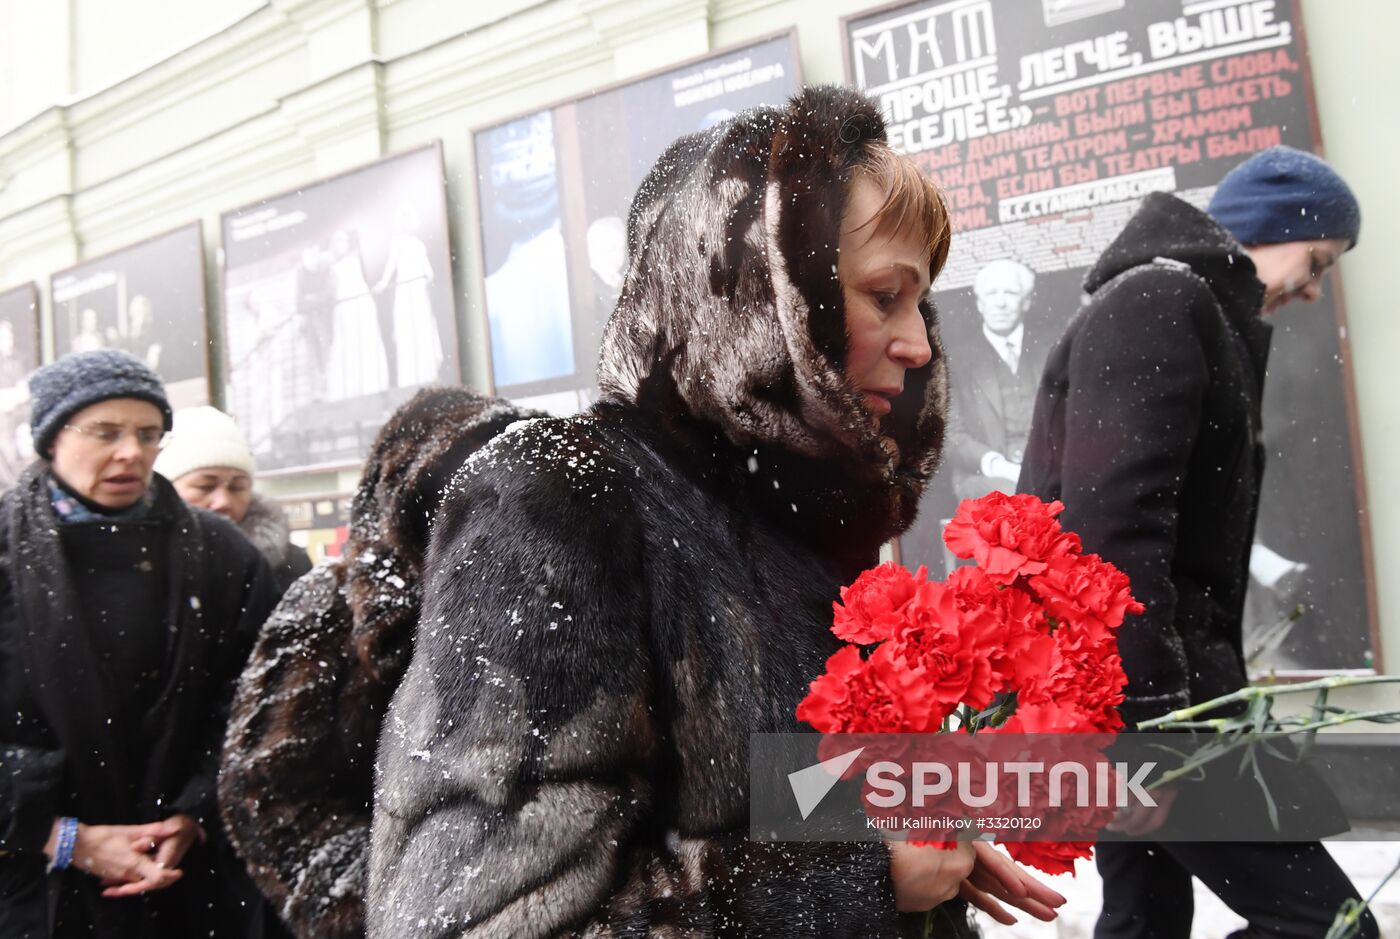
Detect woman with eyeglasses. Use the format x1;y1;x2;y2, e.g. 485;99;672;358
0;349;279;938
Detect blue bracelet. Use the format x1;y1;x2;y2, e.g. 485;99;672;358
48;817;78;873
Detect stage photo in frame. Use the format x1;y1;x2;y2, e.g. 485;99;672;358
844;0;1377;674
220;143;458;474
50;223;210;409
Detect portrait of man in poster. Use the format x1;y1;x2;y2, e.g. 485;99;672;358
946;258;1050;502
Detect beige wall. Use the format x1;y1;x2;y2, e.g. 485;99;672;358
1290;0;1400;714
0;1;1395;702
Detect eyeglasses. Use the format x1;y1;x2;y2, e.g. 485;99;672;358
63;423;167;449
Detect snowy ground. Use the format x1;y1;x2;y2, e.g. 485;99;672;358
979;832;1400;938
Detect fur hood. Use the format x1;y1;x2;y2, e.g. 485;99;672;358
1084;192;1265;332
597;85;949;551
343;387;543;684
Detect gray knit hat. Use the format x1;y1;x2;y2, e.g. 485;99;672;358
29;349;172;457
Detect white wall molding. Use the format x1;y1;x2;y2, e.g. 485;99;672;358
279;61;386;170
0;195;78;277
70;110;312;248
0;109;75;222
378;4;614;132
66;10;301;154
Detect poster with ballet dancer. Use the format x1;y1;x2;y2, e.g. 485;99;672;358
220;142;458;474
49;223;210;409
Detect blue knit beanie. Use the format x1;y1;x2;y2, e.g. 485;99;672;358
1208;145;1361;248
29;349;172;457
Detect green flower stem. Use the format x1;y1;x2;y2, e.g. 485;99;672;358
1145;708;1400;733
1324;853;1400;939
1135;676;1400;730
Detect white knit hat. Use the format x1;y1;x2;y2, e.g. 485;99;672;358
154;406;256;481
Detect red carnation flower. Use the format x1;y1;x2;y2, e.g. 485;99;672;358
832;561;925;645
946;566;1046;688
1004;838;1095;876
1006;620;1127;734
1029;552;1144;637
944;492;1081;586
889;581;1003;712
799;493;1140;876
796;644;946;734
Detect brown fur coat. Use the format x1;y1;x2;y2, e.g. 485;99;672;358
218;388;541;939
369;87;955;938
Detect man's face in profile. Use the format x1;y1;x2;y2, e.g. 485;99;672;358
974;262;1033;336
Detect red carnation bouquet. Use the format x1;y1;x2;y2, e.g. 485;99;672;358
796;491;1143;874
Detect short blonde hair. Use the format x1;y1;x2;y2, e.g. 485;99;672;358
850;142;953;278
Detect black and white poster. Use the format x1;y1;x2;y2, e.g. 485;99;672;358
50;223;209;408
845;0;1375;672
0;283;39;489
221;143;458;474
474;32;801;411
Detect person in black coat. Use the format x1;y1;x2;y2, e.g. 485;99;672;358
1018;147;1374;938
0;350;278;938
368;87;1065;938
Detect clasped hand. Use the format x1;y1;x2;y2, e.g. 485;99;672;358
46;813;204;898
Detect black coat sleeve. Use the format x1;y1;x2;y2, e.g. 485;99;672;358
0;744;64;854
0;551;64;855
368;434;899;938
1053;270;1213;726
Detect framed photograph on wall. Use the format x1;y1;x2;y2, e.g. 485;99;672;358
50;223;209;409
220;142;459;474
844;0;1377;674
0;283;39;488
473;30;802;412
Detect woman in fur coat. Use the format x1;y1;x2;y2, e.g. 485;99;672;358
155;406;313;595
218;387;541;939
369;87;1063;938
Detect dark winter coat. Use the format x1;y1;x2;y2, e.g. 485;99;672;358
219;388;541;939
239;493;312;596
369;87;955;938
1019;191;1351;840
1020;192;1272;726
0;464;278;938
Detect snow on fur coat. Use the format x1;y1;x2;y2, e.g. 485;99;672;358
218;388;541;939
369;86;955;938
